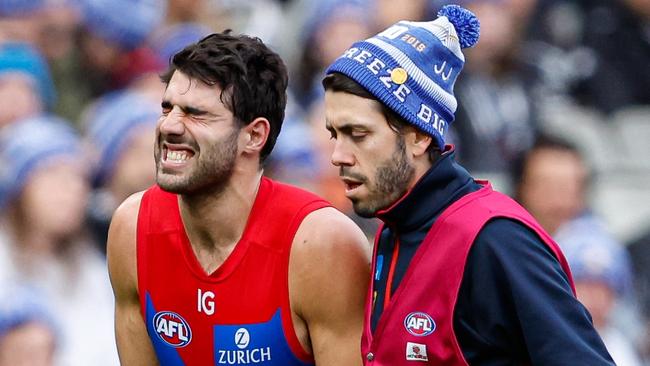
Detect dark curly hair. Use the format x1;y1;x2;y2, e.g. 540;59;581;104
161;30;288;163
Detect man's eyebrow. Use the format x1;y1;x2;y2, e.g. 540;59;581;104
336;123;369;134
326;121;368;131
182;105;208;116
160;100;208;116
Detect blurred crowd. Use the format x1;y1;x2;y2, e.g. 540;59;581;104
0;0;649;365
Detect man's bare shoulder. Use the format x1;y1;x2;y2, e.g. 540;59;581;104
289;207;370;364
115;191;146;219
289;206;371;302
109;191;145;247
107;191;146;296
108;191;160;365
293;207;371;260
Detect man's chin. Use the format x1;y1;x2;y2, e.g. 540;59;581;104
351;200;379;218
156;183;186;194
155;174;188;194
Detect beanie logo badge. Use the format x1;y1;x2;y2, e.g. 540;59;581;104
390;68;408;85
434;61;452;81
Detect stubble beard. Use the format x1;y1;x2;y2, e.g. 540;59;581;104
155;128;240;196
352;137;415;218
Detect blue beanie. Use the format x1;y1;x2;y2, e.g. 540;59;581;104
326;4;480;149
79;0;167;50
557;213;633;296
0;285;58;339
0;115;82;210
0;42;56;109
85;91;159;187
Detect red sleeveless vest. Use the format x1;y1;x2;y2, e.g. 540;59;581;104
361;182;575;365
136;177;330;366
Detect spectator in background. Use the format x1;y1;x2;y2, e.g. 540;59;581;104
83;91;159;252
35;0;85;123
0;0;44;45
628;229;650;362
373;0;429;30
34;0;79;63
514;133;645;361
264;101;320;192
450;0;540;175
279;0;380;236
73;0;166;109
149;22;212;67
0;42;55;128
293;0;374;111
0;285;57;366
573;0;650;114
165;0;208;25
2;0;97;124
513;134;588;236
562;228;643;366
0;116;118;366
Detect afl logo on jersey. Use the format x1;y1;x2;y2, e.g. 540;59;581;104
153;311;192;347
404;312;436;336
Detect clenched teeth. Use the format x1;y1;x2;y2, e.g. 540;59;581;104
167;150;189;162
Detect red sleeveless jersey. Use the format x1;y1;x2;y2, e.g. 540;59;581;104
136;177;330;366
361;182;574;365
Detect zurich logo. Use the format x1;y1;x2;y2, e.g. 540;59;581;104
404;312;436;336
153;311;192;347
234;328;250;349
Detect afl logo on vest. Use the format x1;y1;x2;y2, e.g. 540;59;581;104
404;312;436;336
153;311;192;347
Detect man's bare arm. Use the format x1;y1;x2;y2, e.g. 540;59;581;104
290;207;371;365
107;192;160;365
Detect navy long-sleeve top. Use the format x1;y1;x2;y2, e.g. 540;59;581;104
370;149;615;365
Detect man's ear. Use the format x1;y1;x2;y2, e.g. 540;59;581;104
405;127;433;158
241;117;270;155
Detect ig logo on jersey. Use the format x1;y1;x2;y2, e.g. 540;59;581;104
153;311;192;347
404;312;436;336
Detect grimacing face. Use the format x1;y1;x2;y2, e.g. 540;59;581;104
325;90;415;217
155;71;240;195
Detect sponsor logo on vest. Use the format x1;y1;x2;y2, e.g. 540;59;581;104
406;342;429;362
404;312;436;336
217;327;272;364
153;311;192;347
